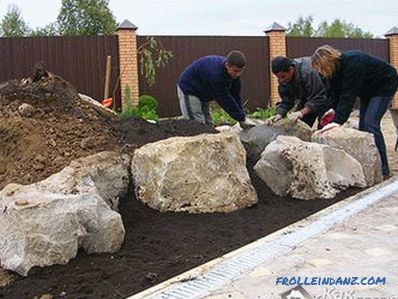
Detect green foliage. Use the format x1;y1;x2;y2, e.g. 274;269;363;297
1;4;29;37
287;15;315;37
57;0;117;36
138;37;174;86
211;105;237;126
121;85;134;112
287;15;374;38
317;19;373;38
248;107;277;119
30;22;59;37
211;105;277;126
137;95;158;111
119;87;159;121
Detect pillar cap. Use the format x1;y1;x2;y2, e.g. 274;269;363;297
385;26;398;37
117;19;138;30
264;22;286;34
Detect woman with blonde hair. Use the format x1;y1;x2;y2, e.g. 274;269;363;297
311;45;398;178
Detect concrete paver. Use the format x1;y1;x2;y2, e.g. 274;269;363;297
204;188;398;299
131;178;398;299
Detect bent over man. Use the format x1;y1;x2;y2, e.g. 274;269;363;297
266;56;334;128
177;50;256;129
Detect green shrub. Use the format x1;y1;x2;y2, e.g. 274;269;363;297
138;95;158;110
119;87;159;121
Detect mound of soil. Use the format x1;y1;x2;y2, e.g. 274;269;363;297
0;79;216;190
0;77;361;298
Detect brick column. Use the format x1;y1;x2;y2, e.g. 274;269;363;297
385;26;398;109
116;19;139;110
264;23;287;106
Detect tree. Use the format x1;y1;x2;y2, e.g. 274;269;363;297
316;19;373;38
287;15;315;37
57;0;117;35
286;16;373;38
1;4;30;37
30;22;59;37
138;37;173;86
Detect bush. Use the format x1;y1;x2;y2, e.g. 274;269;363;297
119;86;159;121
138;95;158;111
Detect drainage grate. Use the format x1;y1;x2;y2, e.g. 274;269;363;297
130;180;398;299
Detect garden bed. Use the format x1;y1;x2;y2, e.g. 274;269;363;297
1;77;393;299
0;157;360;299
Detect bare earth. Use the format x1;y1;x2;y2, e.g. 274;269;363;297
0;112;397;291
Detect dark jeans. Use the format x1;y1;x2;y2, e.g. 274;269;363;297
359;95;393;176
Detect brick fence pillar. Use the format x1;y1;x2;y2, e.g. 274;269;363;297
385;26;398;109
116;19;139;110
264;23;287;106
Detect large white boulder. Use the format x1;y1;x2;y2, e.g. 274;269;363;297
312;127;382;186
254;136;366;200
132;132;258;213
0;151;128;276
239;119;312;161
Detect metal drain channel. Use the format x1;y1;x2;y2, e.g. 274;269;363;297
130;180;398;299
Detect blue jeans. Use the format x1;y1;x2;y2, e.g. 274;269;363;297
359;96;393;176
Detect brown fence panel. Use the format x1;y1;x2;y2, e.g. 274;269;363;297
0;35;120;108
138;36;270;117
287;37;389;61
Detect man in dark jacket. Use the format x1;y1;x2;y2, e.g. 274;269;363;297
177;50;256;129
265;56;334;128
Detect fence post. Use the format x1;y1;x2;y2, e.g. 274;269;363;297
264;23;287;106
385;26;398;109
116;19;139;110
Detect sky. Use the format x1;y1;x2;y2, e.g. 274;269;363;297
0;0;397;37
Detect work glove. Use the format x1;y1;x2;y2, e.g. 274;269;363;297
239;118;257;130
318;122;340;134
287;111;303;122
264;114;282;125
319;109;335;127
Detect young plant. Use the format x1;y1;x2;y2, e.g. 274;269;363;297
119;89;159;121
210;103;237;126
138;37;173;86
248;106;277;120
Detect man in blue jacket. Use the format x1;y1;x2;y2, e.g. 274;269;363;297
177;50;256;129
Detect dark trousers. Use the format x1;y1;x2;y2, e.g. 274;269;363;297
359;96;393;176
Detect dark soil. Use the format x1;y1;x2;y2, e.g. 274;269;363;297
0;78;361;299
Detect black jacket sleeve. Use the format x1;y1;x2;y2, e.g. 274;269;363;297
333;66;365;124
301;70;328;116
276;83;295;116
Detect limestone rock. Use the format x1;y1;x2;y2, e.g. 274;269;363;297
0;151;128;276
312;127;382;186
273;118;313;141
132;132;258;213
239;119;312;161
254;136;366;200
